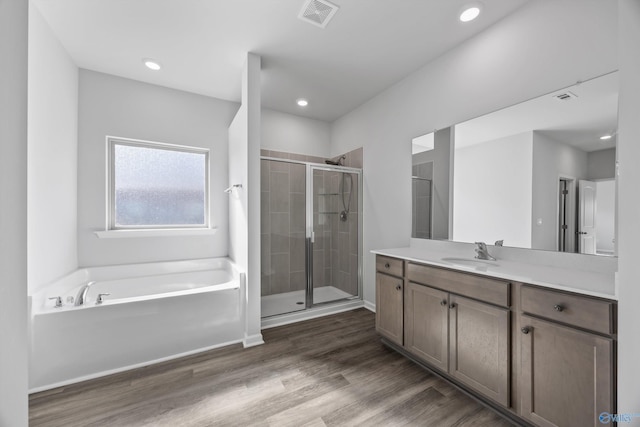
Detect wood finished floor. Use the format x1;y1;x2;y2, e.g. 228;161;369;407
29;309;514;427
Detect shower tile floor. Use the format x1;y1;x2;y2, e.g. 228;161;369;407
261;286;354;318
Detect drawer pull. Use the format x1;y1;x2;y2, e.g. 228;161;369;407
440;300;447;306
554;304;564;312
385;263;390;269
449;303;456;309
395;284;402;291
521;327;531;334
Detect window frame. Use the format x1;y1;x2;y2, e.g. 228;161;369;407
106;136;210;231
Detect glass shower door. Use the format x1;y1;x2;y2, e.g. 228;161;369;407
260;159;308;317
309;166;361;306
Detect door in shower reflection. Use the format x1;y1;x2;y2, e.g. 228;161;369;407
309;166;360;306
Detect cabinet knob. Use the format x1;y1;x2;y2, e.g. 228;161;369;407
449;303;456;309
554;304;564;312
395;284;402;291
521;327;530;334
385;263;390;269
440;300;447;306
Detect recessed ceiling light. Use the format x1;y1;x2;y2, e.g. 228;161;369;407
600;135;613;140
143;59;161;71
460;6;481;22
297;98;309;107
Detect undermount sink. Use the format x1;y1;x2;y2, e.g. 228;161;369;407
440;257;500;269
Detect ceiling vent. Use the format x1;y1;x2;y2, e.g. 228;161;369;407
298;0;339;28
553;91;579;101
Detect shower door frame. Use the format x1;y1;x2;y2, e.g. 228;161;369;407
306;164;363;308
261;156;363;313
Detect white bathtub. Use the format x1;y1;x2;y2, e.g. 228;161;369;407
29;258;245;392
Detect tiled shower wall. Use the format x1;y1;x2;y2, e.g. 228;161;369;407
412;161;433;239
261;148;362;297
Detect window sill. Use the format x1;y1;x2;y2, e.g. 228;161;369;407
94;227;218;239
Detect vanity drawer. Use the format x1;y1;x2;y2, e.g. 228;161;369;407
376;255;404;277
520;285;615;335
407;262;510;307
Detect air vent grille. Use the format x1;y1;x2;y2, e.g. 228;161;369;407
298;0;339;28
553;91;578;101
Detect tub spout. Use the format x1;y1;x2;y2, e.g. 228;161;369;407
75;281;95;306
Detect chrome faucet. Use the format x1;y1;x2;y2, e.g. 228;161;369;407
74;281;95;306
475;242;496;261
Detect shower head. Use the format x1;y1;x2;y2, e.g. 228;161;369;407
324;155;346;166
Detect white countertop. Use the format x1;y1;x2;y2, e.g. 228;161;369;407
372;247;617;300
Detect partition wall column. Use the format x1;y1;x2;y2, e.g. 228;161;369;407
0;0;29;424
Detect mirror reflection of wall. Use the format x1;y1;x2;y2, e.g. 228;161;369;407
411;71;618;257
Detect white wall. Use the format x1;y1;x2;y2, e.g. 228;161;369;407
28;3;79;293
261;108;331;158
454;132;533;248
229;106;248;271
531;131;587;251
0;0;29;424
77;70;239;267
587;148;616;180
245;53;263;346
330;0;617;308
617;0;640;420
229;53;263;347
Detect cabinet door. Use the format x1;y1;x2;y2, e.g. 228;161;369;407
375;272;403;345
519;315;613;427
404;282;449;372
449;295;510;407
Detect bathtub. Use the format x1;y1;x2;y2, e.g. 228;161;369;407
29;258;244;392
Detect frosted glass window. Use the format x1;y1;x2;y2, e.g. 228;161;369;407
109;139;208;228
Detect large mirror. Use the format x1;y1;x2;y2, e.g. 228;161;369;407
412;71;618;256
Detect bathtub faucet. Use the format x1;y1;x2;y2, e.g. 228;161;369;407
75;281;96;306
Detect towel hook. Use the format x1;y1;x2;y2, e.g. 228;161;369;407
224;184;242;194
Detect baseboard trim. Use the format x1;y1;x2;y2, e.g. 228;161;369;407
364;300;376;312
243;333;265;348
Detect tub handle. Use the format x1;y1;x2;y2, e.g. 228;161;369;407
96;293;111;305
48;296;63;308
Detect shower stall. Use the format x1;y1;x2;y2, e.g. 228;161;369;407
260;156;362;318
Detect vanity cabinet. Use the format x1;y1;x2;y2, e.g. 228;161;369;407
374;252;617;427
518;285;615;427
404;263;510;407
375;256;404;346
448;294;510;407
404;282;448;371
